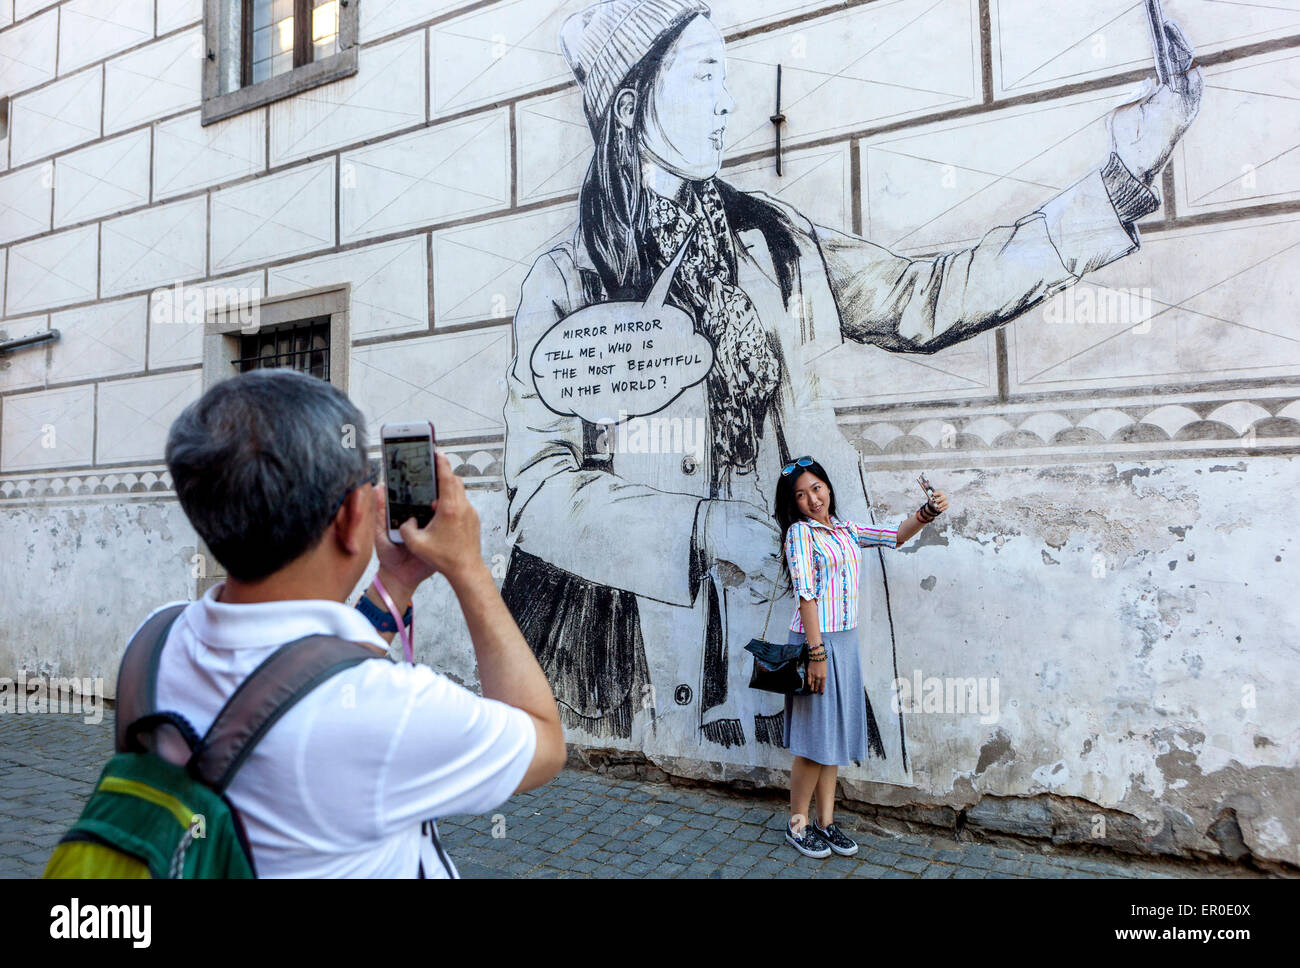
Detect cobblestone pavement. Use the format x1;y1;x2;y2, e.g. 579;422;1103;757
0;713;1225;879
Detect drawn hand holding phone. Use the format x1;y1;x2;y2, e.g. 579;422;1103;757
1109;2;1202;187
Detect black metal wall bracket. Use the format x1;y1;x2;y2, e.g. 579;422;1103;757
0;329;59;355
770;63;786;177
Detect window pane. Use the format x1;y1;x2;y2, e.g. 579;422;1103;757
311;0;338;62
252;0;272;31
244;0;350;86
311;327;328;379
313;34;338;60
312;0;337;37
274;16;294;57
253;26;271;63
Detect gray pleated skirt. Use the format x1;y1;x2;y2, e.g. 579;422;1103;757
783;627;867;766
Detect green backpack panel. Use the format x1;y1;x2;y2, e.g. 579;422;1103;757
45;604;384;879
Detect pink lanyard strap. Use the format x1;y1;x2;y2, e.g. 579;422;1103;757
370;574;412;664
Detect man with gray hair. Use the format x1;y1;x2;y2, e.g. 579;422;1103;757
133;368;565;877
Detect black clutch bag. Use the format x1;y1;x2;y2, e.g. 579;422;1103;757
744;575;811;696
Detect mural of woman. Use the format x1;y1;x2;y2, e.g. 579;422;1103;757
500;0;1202;773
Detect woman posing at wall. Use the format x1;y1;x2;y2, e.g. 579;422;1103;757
774;456;948;857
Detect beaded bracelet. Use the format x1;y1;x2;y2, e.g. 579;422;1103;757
915;501;941;524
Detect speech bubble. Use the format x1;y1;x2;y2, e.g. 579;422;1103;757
530;232;715;423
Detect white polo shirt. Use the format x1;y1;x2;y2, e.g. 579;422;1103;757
137;583;537;878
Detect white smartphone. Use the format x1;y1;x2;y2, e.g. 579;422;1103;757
380;421;437;543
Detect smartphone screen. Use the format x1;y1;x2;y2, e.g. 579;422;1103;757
384;434;436;532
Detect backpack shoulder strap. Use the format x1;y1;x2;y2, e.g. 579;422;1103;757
114;604;189;754
191;635;387;792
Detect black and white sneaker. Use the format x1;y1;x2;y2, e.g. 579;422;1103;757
812;821;859;856
785;821;832;859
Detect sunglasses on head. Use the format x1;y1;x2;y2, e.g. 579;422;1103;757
781;456;814;477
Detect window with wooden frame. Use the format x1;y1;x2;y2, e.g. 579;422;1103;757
243;0;341;85
202;0;357;125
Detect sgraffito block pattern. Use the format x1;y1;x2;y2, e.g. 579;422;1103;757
339;110;511;243
350;327;512;438
100;195;207;298
146;269;265;369
7;225;99;315
0;9;57;95
153;108;266;201
102;29;203;135
0;385;94;471
48;296;148;383
268;236;429;340
0;162;53;245
269;33;426;166
95;369;202;464
54;130;151;228
0;315;51;392
210;159;336;272
9;68;103;167
58;0;155;77
431;205;576;328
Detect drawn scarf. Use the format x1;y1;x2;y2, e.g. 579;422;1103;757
647;181;781;488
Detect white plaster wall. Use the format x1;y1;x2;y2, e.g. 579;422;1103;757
0;0;1297;868
836;458;1300;860
0;499;197;686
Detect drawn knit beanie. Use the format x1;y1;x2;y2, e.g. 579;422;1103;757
560;0;711;125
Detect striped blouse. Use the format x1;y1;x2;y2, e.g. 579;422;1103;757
784;515;898;633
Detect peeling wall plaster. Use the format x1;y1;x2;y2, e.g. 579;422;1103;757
2;456;1294;864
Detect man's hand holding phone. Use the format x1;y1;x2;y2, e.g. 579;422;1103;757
372;486;437;601
393;451;486;587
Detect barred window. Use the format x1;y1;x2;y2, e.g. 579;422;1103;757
235;317;331;380
202;284;350;393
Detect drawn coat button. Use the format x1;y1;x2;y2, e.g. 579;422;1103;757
674;684;693;705
681;456;698;475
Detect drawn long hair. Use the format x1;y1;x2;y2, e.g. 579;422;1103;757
577;16;698;301
772;458;839;593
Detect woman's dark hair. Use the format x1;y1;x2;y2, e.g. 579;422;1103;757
772;458;838;593
578;15;699;300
